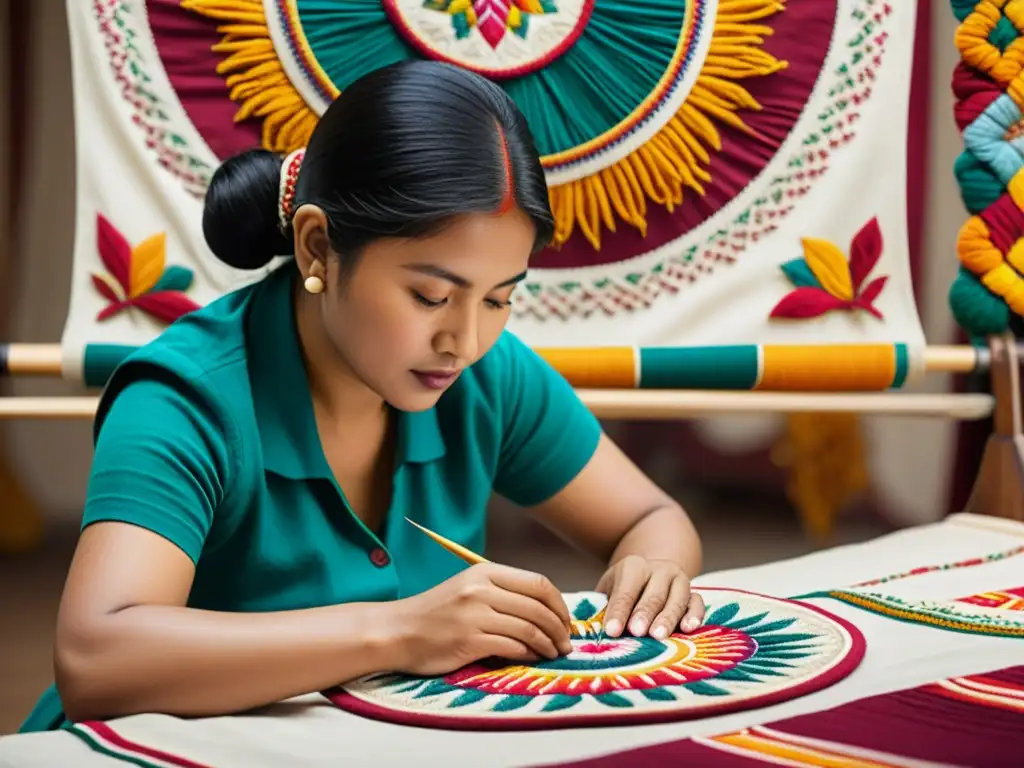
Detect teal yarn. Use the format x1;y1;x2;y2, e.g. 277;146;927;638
950;0;979;22
954;151;1005;214
948;266;1010;337
990;17;1020;51
296;0;684;157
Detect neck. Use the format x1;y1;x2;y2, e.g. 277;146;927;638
292;277;386;425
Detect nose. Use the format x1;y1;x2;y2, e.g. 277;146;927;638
435;305;478;363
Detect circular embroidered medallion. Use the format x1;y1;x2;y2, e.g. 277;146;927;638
382;0;595;80
326;588;865;729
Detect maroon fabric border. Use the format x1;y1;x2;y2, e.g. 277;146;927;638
533;664;1024;767
323;588;866;731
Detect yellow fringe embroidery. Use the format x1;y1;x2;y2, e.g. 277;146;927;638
182;0;787;248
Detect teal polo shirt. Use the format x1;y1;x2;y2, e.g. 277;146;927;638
21;260;601;732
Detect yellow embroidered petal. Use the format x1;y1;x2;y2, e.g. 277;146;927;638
129;233;167;298
801;237;853;300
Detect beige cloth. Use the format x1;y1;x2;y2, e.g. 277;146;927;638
1;513;1022;768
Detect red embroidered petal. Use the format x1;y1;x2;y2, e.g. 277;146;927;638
96;214;132;293
858;275;888;304
90;274;119;303
849;217;883;291
769;288;848;319
96;302;127;322
131;291;201;324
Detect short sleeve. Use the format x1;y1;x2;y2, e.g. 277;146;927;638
82;377;231;564
490;332;602;507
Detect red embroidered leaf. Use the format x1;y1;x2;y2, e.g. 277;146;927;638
96;302;127;322
131;291;202;325
769;288;848;319
848;217;883;291
858;275;888;304
90;274;119;303
96;214;132;293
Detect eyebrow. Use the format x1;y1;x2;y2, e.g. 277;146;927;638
402;264;528;290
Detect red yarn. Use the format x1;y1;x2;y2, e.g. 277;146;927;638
980;192;1024;253
951;63;1001;131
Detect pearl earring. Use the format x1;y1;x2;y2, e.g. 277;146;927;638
304;275;324;294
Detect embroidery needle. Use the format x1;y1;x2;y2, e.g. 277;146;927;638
403;517;490;565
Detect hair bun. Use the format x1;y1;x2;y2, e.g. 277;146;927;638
202;148;295;270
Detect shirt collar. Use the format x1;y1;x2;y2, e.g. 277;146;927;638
247;262;446;479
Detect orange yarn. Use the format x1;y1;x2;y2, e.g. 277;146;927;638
757;345;896;391
534;347;636;388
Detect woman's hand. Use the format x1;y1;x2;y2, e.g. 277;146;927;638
596;555;704;640
389;564;574;677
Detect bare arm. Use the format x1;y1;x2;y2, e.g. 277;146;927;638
55;522;405;722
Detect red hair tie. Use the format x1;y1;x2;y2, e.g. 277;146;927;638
278;148;306;230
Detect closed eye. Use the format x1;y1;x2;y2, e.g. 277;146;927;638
412;291;446;308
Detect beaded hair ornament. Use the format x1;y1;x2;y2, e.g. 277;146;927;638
278;148;306;231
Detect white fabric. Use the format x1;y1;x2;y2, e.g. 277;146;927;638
1;514;1022;768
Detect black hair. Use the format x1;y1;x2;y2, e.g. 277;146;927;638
202;60;554;271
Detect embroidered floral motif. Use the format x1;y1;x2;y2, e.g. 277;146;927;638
423;0;559;48
91;214;202;325
770;217;888;320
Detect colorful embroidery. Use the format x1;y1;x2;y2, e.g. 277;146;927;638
92;214;202;325
956;586;1024;610
93;0;214;198
421;0;560;48
849;544;1024;589
949;0;1024;336
326;589;864;729
769;217;888;321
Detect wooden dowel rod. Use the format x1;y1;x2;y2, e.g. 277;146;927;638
2;344;64;375
0;392;995;421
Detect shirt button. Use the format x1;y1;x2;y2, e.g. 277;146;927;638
369;547;391;567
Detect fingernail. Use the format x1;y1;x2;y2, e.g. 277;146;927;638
683;617;700;632
651;625;667;639
630;618;648;636
605;619;622;637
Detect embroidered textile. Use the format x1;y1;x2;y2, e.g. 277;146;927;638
326;589;865;730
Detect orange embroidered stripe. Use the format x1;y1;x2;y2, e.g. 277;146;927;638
829;593;1024;637
706;726;913;767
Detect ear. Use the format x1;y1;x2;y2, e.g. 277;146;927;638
292;204;331;282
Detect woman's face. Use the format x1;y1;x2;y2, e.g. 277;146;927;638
297;208;535;412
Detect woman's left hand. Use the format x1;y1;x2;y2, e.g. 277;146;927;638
595;555;705;639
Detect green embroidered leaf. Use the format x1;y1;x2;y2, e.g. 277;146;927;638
449;689;489;708
683;681;730;696
492;695;533;712
740;659;794;670
703;602;740;626
753;632;817;646
757;650;814;660
723;611;769;631
414;680;458;699
595;692;632;708
573;598;599;621
640;687;676;702
151;265;194;294
542;695;582;712
735;663;784;677
713;668;761;682
745;617;798;635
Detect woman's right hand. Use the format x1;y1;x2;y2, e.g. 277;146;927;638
388;564;575;677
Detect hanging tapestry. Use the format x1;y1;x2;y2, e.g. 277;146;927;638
324;589;865;730
59;0;925;380
797;543;1024;638
533;663;1024;767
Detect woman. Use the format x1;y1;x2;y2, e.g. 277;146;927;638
22;60;703;731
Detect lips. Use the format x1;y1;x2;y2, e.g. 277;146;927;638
412;369;461;390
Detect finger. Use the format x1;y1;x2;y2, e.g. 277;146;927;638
481;611;561;660
487;588;574;655
484;565;573;631
650;575;691;639
628;569;674;637
603;556;648;637
680;591;706;634
480;635;540;665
